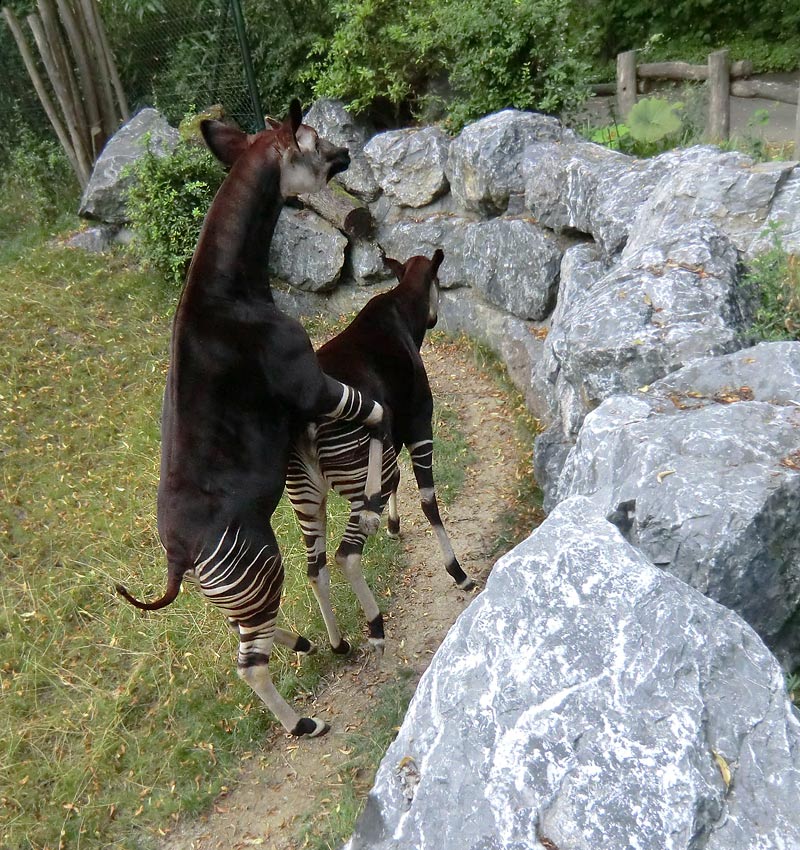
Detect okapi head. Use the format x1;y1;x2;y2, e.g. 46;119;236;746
385;248;444;332
200;99;350;199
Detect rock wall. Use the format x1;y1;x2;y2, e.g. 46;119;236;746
78;103;800;848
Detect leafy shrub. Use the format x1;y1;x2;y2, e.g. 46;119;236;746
585;0;800;60
0;122;77;241
743;228;800;341
310;0;597;129
125;136;224;286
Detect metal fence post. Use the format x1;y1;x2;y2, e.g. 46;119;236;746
228;0;264;130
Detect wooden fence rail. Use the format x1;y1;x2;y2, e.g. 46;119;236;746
592;49;800;151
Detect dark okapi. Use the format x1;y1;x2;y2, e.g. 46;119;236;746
286;250;475;653
115;101;387;738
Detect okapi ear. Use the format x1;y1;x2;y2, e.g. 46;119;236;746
201;120;250;167
431;248;444;276
384;257;405;281
288;99;303;137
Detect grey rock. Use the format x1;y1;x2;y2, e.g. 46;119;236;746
523;140;665;255
650;339;800;405
556;346;800;668
462;218;562;320
628;146;796;257
273;280;387;322
269;207;347;292
346;497;800;850
533;422;575;512
364;126;450;207
376;215;472;289
446;109;570;216
65;224;133;252
347;238;390;286
438;287;550;419
753;164;800;256
79;107;180;224
303;99;380;201
535;242;611;438
543;219;748;438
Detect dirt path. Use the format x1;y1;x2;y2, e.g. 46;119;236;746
158;336;525;850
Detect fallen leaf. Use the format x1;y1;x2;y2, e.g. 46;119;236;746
656;469;676;483
713;750;732;788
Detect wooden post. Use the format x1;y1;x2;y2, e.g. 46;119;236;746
76;0;120;135
55;0;104;157
2;6;85;185
37;0;89;157
707;49;731;143
86;0;128;120
616;50;638;119
27;11;91;184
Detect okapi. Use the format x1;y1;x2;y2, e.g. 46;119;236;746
286;250;476;654
115;101;387;738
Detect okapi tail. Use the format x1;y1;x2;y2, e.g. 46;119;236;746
115;563;185;611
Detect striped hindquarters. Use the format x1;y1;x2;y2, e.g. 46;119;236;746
288;421;399;555
192;526;284;664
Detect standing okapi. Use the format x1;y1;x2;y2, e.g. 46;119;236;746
287;250;476;654
115;101;387;738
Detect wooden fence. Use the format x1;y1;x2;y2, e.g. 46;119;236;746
593;49;800;151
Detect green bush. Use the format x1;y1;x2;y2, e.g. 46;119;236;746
743;228;800;341
125;137;224;286
585;0;800;60
0;122;77;241
310;0;597;128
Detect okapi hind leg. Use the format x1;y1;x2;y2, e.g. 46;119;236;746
386;487;400;539
237;628;328;738
335;518;384;652
408;439;476;591
274;627;316;656
308;565;351;655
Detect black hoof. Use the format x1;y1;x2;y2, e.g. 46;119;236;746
332;639;352;656
291;717;330;737
295;635;314;654
459;577;477;592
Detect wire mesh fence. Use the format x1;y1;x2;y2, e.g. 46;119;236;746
105;0;261;132
0;0;262;163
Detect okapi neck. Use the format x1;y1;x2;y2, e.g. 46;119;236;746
184;157;284;303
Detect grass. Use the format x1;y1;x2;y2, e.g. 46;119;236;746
0;226;485;849
743;227;800;342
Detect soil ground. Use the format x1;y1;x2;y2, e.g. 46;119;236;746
157;335;529;850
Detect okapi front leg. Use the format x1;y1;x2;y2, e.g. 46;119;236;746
321;382;385;534
408;439;476;591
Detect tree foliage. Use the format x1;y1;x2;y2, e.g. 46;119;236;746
308;0;597;128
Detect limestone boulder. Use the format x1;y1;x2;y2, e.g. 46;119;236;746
79;107;180;224
269;207;347;292
364;126;450;208
346;497;800;850
303;99;380;201
446;109;571;216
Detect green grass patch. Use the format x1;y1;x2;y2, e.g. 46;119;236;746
743;229;800;342
0;232;478;849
